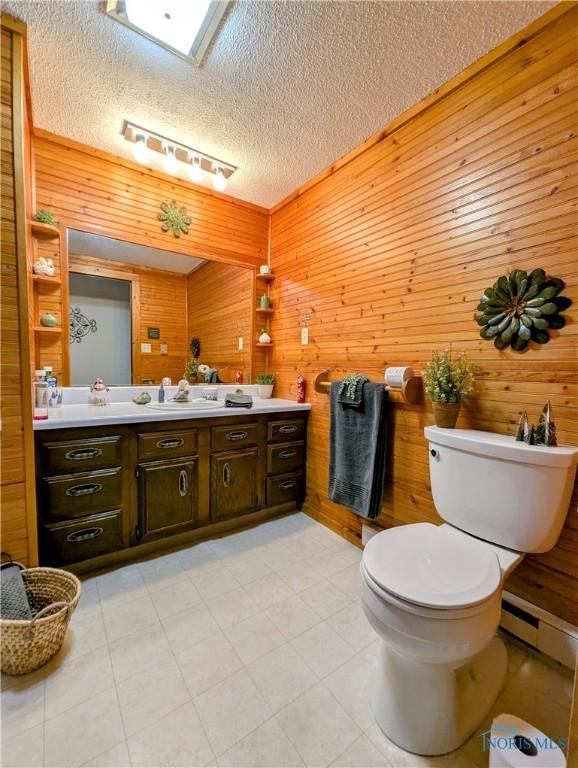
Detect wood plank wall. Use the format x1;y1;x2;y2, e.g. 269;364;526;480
32;132;269;384
69;254;188;385
1;18;37;565
269;7;578;623
187;261;254;379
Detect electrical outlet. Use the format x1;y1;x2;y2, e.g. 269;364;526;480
238;336;244;351
141;343;152;354
301;327;309;345
160;343;168;355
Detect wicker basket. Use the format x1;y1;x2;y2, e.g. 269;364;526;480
1;567;81;675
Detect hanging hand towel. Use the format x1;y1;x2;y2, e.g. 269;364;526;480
328;380;389;519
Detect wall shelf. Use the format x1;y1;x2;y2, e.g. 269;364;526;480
33;326;63;334
256;273;275;282
32;274;61;287
256;307;274;314
255;342;273;347
30;221;60;240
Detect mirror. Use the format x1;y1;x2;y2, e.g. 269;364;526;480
67;230;254;386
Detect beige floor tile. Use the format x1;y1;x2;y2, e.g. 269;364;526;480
162;603;220;656
291;621;356;678
327;601;376;651
44;687;125;768
176;630;243;698
224;611;286;665
331;734;391;767
244;572;295;609
128;700;214;767
0;668;45;740
147;574;202;619
0;723;43;768
299;581;351;619
366;723;462;768
327;564;362;600
225;553;274;585
59;610;108;663
102;593;159;643
82;740;132;767
195;668;272;756
97;565;145;605
360;638;380;669
108;621;173;683
176;541;218;570
189;563;241;601
306;552;353;579
248;644;318;713
137;551;184;586
265;594;322;640
275;561;321;593
277;683;361;767
44;645;114;719
207;586;260;629
218;717;304;767
323;655;374;730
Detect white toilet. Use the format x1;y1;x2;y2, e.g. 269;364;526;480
360;426;578;756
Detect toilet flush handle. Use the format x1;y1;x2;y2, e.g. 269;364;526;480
430;448;439;459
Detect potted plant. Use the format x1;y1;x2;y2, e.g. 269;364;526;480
256;373;275;399
185;336;202;383
423;349;474;428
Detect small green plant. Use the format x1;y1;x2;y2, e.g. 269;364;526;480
34;208;57;226
423;349;474;403
256;373;275;385
189;336;201;359
338;373;368;400
184;359;199;380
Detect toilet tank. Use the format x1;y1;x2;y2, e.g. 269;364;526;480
424;426;578;553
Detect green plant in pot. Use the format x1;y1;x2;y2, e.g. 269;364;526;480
34;208;57;226
423;349;474;428
185;336;202;383
256;373;275;399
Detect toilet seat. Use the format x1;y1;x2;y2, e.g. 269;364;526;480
362;523;502;611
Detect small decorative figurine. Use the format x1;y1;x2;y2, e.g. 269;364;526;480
39;313;59;327
161;376;172;386
259;294;271;309
172;380;190;402
133;392;152;405
235;370;244;384
515;410;530;442
33;257;55;277
258;329;271;343
535;400;557;446
259;264;272;275
89;378;109;406
296;373;306;403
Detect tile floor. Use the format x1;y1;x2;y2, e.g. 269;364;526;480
1;513;573;768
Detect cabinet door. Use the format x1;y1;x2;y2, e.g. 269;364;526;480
210;448;258;522
137;457;198;543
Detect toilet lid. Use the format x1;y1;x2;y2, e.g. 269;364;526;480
363;523;501;609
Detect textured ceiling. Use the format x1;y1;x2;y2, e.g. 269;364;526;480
4;0;555;208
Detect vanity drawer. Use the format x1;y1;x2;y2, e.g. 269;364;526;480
211;423;257;451
139;429;198;461
40;509;123;565
267;419;306;443
40;436;121;475
266;471;305;507
267;441;306;475
40;468;121;521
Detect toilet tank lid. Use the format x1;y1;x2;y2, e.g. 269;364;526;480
424;426;578;469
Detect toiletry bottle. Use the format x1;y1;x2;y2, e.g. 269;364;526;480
296;373;306;403
236;370;243;384
33;375;49;420
159;381;165;403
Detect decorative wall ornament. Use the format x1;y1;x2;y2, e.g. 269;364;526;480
158;199;191;237
476;269;571;351
69;306;98;344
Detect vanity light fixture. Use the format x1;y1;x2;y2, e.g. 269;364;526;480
121;120;237;190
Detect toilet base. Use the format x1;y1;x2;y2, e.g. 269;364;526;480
372;634;508;756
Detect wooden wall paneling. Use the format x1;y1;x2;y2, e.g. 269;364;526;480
68;254;187;385
269;5;578;624
186;261;254;380
1;16;37;565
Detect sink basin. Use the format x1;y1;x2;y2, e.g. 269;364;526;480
145;399;222;411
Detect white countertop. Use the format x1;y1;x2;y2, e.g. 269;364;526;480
33;398;311;430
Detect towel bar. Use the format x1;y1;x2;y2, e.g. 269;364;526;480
313;369;422;405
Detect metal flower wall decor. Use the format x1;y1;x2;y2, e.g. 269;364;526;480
476;268;571;352
69;306;97;344
158;200;191;237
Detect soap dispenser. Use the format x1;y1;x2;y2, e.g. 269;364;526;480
158;381;165;403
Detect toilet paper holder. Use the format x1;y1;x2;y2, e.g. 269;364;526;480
313;368;422;405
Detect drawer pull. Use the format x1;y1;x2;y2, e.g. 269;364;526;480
64;447;103;461
223;462;231;487
278;449;297;459
279;425;298;434
65;482;103;498
225;431;248;441
67;527;104;543
179;469;188;497
279;480;297;490
156;438;185;449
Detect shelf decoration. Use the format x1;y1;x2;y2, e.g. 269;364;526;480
476;268;571;352
33;257;55;276
159;200;191;237
34;208;57;226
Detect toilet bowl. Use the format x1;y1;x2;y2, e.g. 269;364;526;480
360;427;578;756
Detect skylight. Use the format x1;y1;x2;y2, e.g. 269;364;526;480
105;0;230;66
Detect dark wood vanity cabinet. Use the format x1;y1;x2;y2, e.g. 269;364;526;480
35;411;307;569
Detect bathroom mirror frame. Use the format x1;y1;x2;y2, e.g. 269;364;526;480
50;224;260;387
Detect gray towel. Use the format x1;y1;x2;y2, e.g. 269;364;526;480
328;381;389;519
0;563;32;620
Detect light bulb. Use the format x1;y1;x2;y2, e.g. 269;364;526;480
163;144;178;175
132;133;150;164
212;166;227;192
189;155;204;184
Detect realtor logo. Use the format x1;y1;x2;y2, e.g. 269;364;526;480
479;724;566;754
